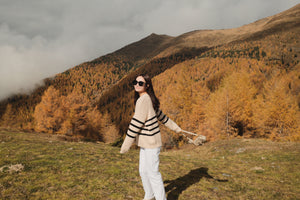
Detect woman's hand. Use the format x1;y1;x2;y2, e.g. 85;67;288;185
175;127;182;133
119;134;135;154
120;148;129;154
120;140;131;154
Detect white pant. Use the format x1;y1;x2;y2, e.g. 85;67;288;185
139;147;167;200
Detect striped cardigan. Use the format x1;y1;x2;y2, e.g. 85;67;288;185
120;93;181;153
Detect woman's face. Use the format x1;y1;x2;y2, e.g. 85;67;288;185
134;76;147;94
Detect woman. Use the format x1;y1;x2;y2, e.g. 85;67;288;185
120;74;182;200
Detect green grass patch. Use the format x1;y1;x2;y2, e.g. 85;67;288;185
0;131;299;199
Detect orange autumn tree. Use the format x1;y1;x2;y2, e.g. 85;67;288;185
204;70;257;140
1;104;14;128
255;74;300;141
58;89;89;136
85;106;105;140
58;88;102;139
190;84;210;135
34;86;63;133
34;86;104;140
170;71;193;126
100;112;120;143
168;68;210;133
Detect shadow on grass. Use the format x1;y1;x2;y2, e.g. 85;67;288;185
164;167;228;200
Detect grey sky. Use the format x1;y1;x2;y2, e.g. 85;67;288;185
0;0;298;100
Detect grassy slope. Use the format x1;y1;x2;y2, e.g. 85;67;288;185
0;131;299;200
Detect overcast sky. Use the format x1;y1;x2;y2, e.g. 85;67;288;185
0;0;298;100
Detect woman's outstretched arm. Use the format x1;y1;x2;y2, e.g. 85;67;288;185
156;109;182;133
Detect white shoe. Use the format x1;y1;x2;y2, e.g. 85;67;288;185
143;198;155;200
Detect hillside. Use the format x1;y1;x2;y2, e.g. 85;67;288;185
0;130;299;199
152;3;300;58
97;4;300;143
0;4;299;144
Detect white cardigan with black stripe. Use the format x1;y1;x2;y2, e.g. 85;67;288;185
120;93;181;153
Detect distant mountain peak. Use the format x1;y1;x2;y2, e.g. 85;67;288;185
104;33;174;61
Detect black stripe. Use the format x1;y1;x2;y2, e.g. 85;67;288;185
145;115;156;123
126;133;136;138
157;110;162;119
148;125;159;131
130;123;147;131
145;120;158;127
159;115;166;122
128;128;140;134
132;118;144;125
162;117;169;124
138;130;160;136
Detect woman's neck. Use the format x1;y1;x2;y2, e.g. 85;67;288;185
139;92;147;97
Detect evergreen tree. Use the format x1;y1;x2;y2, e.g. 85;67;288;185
34;86;63;133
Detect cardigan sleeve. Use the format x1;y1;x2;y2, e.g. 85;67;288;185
120;96;149;153
156;109;182;133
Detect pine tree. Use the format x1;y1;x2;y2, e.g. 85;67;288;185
1;104;14;128
85;106;103;140
205;70;257;139
257;76;300;141
100;112;119;143
34;86;62;133
58;88;90;137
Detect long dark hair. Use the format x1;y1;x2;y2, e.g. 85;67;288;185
134;74;160;112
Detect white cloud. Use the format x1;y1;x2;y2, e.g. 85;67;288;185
0;0;298;100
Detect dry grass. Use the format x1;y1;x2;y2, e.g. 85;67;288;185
0;130;299;199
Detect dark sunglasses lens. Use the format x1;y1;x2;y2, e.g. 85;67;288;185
132;80;138;85
138;81;144;86
132;80;145;86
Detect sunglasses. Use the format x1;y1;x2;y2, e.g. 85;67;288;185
132;80;146;86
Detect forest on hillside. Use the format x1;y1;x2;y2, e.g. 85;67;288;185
97;31;300;146
153;32;300;143
0;25;299;147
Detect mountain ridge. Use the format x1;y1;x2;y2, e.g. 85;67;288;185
155;3;300;57
0;4;299;143
77;3;300;72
